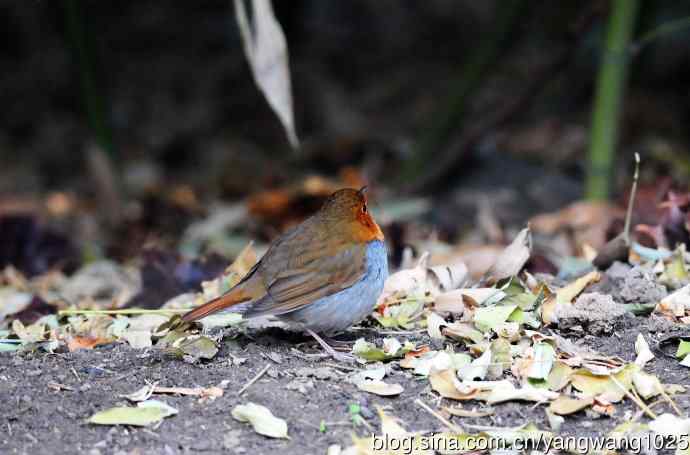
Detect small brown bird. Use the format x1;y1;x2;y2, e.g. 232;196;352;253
182;187;388;359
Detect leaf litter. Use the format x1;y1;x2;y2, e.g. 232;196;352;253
6;173;690;452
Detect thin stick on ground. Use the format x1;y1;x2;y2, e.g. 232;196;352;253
622;152;641;245
59;309;189;316
415;399;463;433
657;383;685;417
610;375;657;419
238;363;271;396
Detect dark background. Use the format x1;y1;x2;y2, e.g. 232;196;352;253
2;0;690;267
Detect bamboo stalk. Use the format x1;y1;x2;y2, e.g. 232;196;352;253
586;0;639;200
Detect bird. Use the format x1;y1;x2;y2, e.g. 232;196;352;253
181;187;388;360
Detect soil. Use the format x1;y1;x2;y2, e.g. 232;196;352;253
2;313;690;455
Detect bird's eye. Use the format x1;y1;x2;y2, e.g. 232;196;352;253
361;204;367;213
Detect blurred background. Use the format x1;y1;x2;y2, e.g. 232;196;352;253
2;0;690;299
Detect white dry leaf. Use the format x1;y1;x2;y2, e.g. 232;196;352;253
121;326;154;349
455;379;514;395
526;342;556;380
462;288;507;305
427;262;469;294
457;348;492;381
426;312;446;340
383;338;403;356
486;227;532;281
378;253;468;305
486;382;559;404
404;351;471;377
545;408;565;431
234;0;298;149
634;334;655;367
355;379;404;396
433;291;466;314
632;371;663;400
11;320;46;343
681;355;690;368
649;413;690;437
350;367;386;383
657;284;690;317
232;402;289;439
121;385;155;402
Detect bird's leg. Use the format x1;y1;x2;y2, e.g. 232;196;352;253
306;329;356;363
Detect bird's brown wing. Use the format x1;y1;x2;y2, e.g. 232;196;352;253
245;231;367;316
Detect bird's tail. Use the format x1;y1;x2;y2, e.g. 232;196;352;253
181;286;253;322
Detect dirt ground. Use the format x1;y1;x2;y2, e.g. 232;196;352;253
2;314;689;455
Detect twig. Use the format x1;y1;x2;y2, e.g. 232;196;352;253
657;382;684;417
59;309;188;316
238;363;271;396
322;362;360;371
622;153;641;245
71;366;81;383
415;399;463;433
610;374;657;419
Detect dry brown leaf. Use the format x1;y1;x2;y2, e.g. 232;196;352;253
485;227;532;282
235;0;298;149
541;271;601;324
66;335;111;351
429;369;477;400
548;396;594;415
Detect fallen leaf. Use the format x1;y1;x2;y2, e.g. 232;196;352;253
570;364;637;402
677;340;690;359
485;382;559;404
546;361;574;391
473;305;518;333
66;335;111;351
88;400;178;426
355;379;404;396
485;227;532;282
634;334;655;367
121;385;155;402
541;271;601;324
442;322;485;344
429;369;477;400
548;396;594;415
232;402;289;439
426;312;446;340
525;342;556;380
351;338;414;362
457;348;492;381
632;371;662;399
649;413;690;438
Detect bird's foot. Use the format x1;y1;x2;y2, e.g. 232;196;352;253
306;329;357;363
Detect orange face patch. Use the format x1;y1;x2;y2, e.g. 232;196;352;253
354;206;384;242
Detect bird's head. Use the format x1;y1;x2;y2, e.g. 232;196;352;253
318;187;384;243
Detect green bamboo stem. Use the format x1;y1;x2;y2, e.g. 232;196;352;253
586;0;639;200
64;0;114;157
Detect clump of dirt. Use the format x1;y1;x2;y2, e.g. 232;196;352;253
555;292;631;335
603;262;668;305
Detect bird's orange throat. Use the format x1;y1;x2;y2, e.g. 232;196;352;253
354;211;384;242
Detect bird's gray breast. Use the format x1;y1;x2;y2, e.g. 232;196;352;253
281;240;388;334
